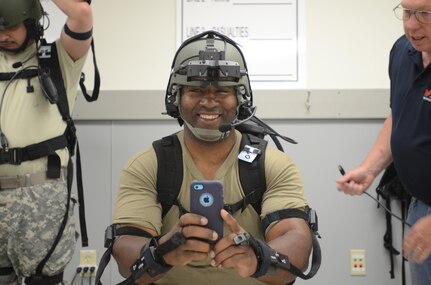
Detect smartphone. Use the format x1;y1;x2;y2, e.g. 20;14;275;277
190;180;224;242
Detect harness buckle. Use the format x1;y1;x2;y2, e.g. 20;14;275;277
11;148;23;165
307;208;321;238
104;225;115;248
0;148;23;165
223;204;234;214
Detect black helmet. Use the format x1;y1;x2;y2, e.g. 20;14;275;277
0;0;43;31
165;30;253;123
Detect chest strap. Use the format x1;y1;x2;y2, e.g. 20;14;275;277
0;133;68;165
0;69;38;81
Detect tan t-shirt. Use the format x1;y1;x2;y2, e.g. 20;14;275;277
0;41;87;176
114;130;307;285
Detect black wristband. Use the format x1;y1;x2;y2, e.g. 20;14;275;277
251;239;277;278
154;232;186;261
130;238;172;279
64;23;93;41
234;232;317;281
233;232;276;278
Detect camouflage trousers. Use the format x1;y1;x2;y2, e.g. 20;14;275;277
0;179;76;285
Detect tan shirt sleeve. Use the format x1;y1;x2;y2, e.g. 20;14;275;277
261;146;308;219
113;146;163;234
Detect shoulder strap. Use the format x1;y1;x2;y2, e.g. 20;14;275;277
38;40;88;247
153;133;267;217
38;40;71;123
38;40;77;155
236;133;267;215
153;134;184;218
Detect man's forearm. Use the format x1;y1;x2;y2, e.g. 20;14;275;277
361;115;393;177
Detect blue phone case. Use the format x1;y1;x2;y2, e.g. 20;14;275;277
190;180;224;241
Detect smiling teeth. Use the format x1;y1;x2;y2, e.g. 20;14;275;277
200;114;219;120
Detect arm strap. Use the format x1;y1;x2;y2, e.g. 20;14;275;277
234;231;321;281
123;232;186;284
96;225;153;285
64;23;93;41
96;225;186;285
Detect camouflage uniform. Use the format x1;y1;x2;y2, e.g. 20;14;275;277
0;31;88;284
0;179;76;285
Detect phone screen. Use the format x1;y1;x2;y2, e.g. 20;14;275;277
190;180;224;241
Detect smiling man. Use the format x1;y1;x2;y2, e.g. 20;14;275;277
107;31;316;285
180;85;238;143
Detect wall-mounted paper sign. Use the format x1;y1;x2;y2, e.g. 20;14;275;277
177;0;305;88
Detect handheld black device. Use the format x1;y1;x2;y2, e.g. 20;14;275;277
190;180;224;241
337;164;411;226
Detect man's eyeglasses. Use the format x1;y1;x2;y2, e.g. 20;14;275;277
393;3;431;24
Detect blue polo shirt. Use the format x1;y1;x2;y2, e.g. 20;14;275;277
390;35;431;206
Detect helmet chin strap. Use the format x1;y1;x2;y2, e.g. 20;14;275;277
178;106;231;142
183;119;230;142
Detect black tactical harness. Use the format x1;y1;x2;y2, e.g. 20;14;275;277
0;36;99;284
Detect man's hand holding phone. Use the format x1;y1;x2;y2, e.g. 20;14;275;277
189;180;224;243
158;212;218;266
211;209;259;277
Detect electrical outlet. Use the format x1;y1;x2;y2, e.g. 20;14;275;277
350;249;366;276
79;249;97;277
80;249;97;265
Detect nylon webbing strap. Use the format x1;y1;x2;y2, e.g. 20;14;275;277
95;246;112;285
39;40;71;123
238;133;267;215
223;190;260;214
39;40;88;248
153;133;267;217
278;233;321;280
76;142;88;246
153;134;183;218
0;134;68;165
96;225;153;285
258;234;321;280
0;69;38;81
24;272;63;285
0;267;13;276
259;208;322;280
76;0;101;101
80;39;100;102
401;200;407;285
261;208;308;233
298;234;321;279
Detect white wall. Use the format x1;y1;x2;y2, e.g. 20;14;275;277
82;0;403;90
44;0;403;91
56;0;412;284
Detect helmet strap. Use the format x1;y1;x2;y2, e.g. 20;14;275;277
179;106;230;142
183;119;230;142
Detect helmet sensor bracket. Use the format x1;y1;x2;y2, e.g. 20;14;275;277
186;37;241;83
